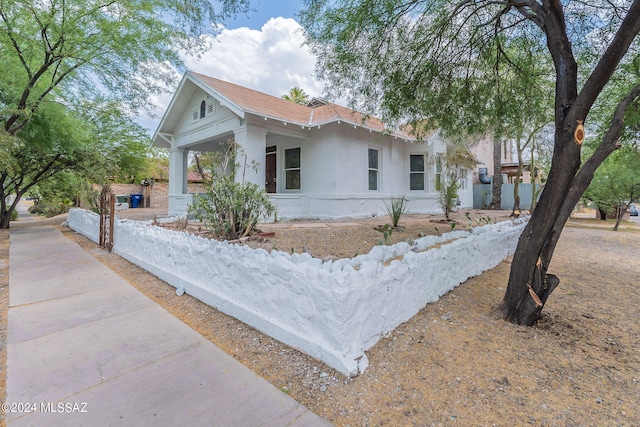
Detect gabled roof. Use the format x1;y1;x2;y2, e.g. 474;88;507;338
154;71;415;147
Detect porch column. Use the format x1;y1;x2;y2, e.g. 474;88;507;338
168;146;191;216
233;127;267;188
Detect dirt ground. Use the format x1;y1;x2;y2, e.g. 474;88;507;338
3;209;640;426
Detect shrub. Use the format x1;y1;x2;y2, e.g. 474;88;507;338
437;174;459;222
384;195;409;228
28;198;73;217
189;141;275;240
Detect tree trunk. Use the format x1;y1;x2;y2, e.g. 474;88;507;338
488;136;502;209
511;187;520;217
613;204;627;231
193;153;206;178
598;208;608;220
511;141;524;217
498;130;580;325
498;0;640;326
530;139;538;213
0;211;9;229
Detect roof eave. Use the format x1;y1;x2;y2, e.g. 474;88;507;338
311;117;416;142
151;73;192;146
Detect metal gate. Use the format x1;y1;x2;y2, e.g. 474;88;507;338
99;185;115;252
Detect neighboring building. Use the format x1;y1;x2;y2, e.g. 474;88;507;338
500;163;542;185
469;136;542;185
470;134;512;185
153;71;474;219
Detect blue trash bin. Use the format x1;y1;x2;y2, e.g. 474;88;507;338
130;194;143;208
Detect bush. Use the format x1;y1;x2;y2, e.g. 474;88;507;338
437;174;459;222
190;179;275;240
189;141;275;240
384;195;409;228
28;198;73;217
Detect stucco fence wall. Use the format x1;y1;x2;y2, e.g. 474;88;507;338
67;209;527;376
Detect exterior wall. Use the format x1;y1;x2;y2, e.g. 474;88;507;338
473;183;537;210
68;208;527;376
261;123;467;219
106;182;202;211
469;135;516;184
163;86;469;219
91;183;169;210
173;95;239;149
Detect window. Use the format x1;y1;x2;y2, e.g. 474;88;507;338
284;148;301;190
458;169;467;190
368;148;379;191
200;100;206;119
410;154;425;190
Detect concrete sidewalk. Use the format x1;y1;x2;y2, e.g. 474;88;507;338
6;225;332;426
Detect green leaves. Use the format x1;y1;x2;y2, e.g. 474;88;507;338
584;145;640;215
0;0;250;135
282;87;310;105
188;142;276;240
300;1;558;137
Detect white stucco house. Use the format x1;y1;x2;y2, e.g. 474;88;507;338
153;71;473;219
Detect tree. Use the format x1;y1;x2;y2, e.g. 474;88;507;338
78;101;159;185
0;100;158;226
487;137;503;209
437;144;478;221
0;0;249;137
0;103;95;228
584;145;640;230
28;171;82;217
282;86;310;105
0;0;248;227
511;131;531;216
301;1;640;325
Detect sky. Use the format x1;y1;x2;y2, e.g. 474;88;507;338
142;0;324;133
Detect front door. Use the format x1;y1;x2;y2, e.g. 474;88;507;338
265;146;276;193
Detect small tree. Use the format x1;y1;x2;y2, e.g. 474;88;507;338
436;144;478;221
584;145;640;230
437;173;459;222
189;141;275;240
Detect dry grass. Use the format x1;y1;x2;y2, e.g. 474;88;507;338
6;210;640;426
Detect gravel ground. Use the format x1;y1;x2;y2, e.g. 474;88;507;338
3;210;640;426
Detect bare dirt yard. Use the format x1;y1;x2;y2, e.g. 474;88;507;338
3;209;640;426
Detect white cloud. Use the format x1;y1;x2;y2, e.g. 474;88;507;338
185;17;323;98
140;17;325;133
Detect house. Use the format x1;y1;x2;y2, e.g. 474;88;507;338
470;136;542;185
153;71;474;219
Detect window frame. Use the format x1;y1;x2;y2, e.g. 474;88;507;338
409;154;426;191
199;100;206;119
284;147;301;191
368;148;379;191
458;168;468;191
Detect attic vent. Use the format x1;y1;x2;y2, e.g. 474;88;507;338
208;103;214;114
306;97;328;108
193;111;199;120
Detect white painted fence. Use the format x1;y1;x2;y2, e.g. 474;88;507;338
67;208;526;376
